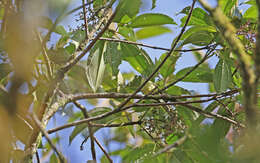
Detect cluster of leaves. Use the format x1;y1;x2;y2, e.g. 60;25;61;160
0;0;259;162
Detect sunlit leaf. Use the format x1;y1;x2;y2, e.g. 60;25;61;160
180;8;213;26
218;0;238;16
136;26;171;40
243;5;258;20
130;13;176;28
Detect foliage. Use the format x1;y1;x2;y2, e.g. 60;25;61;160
0;0;259;162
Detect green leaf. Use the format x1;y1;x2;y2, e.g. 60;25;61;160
68;64;88;83
118;26;136;41
65;43;76;54
213;59;232;92
183;30;214;46
218;0;238;16
71;29;86;42
181;26;216;42
122;144;155;161
86;41;106;92
180;8;213;26
56;35;70;48
243;5;258;20
136;26;171;40
50;153;58;163
120;43;153;76
175;67;213;83
54;25;67;36
158;52;180;78
69;123;87;145
48;48;71;64
130;13;176;28
104;41;122;76
0;8;4;20
114;0;141;22
166;133;179;144
165;85;190;95
177;106;196;127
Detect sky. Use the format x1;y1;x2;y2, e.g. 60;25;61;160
44;0;221;162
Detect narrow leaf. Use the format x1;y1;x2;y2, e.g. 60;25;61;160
86;41;106;92
213;59;232;92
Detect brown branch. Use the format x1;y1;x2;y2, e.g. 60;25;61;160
94;137;113;163
48;121;141;134
89;121;142;128
99;37;215;52
46;99;244;134
36;151;40;163
67;89;239;101
32;114;66;163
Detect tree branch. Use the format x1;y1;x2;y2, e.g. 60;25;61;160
32;114;66;163
99;37;215;52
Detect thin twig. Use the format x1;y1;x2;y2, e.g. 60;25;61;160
36;150;40;163
99;37;215;52
94;137;113;163
66;87;239;102
46;99;244;135
89;121;142;128
35;31;53;79
32;114;66;163
73;101;96;161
